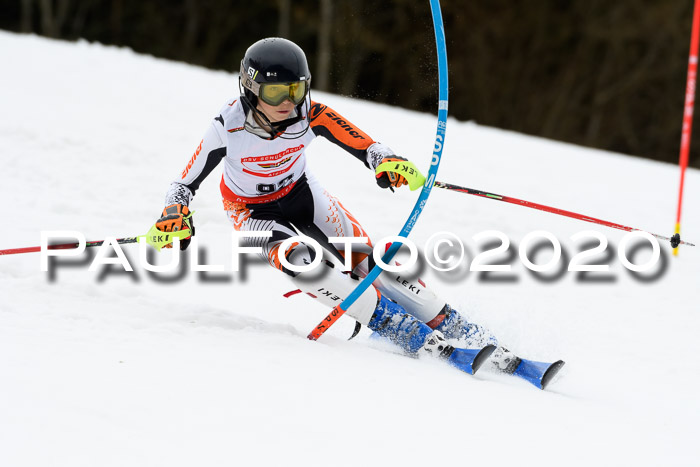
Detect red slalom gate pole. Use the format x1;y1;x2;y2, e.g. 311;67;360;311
674;0;700;256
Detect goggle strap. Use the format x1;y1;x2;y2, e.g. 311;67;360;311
240;62;261;97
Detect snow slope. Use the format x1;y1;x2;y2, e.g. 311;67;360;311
1;31;699;466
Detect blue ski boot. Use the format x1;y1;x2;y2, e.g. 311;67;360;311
430;304;498;348
368;295;495;375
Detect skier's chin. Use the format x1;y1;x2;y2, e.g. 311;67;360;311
270;111;291;122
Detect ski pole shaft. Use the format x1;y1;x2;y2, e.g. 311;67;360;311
308;305;346;340
434;181;695;247
0;237;141;256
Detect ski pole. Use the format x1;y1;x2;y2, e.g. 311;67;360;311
433;181;694;248
0;214;195;256
0;237;141;256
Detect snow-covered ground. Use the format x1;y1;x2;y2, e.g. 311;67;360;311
1;31;699;466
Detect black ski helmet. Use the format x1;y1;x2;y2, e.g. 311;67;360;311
240;37;312;107
239;38;312;139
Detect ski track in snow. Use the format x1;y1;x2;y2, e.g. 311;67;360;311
1;31;699;466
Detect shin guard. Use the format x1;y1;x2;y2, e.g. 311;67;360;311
291;261;379;325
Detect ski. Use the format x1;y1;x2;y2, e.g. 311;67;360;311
368;331;496;376
511;358;566;390
446;344;497;375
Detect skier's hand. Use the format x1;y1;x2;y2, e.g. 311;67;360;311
375;156;409;189
155;204;194;250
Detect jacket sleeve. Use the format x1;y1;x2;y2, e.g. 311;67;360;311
164;119;227;207
308;101;382;168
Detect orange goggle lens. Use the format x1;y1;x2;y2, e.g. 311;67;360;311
259;81;308;106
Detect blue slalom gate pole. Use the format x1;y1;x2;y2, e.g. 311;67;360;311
308;0;449;340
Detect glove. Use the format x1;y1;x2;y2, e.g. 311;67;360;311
375;155;409;189
155;204;194;250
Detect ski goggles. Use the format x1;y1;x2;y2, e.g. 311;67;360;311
258;81;308;106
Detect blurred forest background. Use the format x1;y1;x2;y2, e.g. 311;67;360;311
2;0;699;168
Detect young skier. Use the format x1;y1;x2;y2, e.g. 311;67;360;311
153;37;563;388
